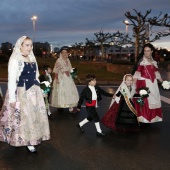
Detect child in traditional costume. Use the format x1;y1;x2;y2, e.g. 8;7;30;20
76;74;113;136
102;74;140;132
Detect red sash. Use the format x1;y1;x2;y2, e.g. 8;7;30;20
86;100;96;106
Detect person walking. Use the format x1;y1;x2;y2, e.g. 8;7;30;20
50;47;79;112
133;43;163;123
0;36;50;153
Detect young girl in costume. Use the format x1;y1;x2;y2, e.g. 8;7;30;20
102;74;140;133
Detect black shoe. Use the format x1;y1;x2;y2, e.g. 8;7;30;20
48;114;54;119
96;132;106;136
76;124;84;132
26;147;37;154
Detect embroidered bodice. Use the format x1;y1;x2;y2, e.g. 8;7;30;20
17;62;39;90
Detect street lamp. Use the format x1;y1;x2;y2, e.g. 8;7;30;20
31;15;37;42
123;20;129;34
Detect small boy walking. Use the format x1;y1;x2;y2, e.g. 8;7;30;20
76;74;113;136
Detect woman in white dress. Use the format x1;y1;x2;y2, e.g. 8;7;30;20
0;36;50;153
51;47;79;112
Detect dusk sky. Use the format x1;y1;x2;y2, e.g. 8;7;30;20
0;0;170;50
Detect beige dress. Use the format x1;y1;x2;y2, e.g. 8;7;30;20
51;55;79;108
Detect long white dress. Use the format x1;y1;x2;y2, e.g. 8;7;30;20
51;55;79;108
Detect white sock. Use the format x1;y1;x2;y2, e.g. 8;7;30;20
79;118;89;127
27;146;36;151
47;106;51;116
48;110;51;116
95;122;102;133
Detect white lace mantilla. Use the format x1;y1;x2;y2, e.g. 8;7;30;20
8;36;40;103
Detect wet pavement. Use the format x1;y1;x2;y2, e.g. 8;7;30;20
0;71;170;170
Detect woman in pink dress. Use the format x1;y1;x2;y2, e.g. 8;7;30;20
133;43;163;123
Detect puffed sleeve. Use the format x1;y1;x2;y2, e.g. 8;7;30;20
8;59;18;103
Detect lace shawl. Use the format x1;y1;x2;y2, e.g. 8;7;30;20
109;74;136;107
8;36;40;103
52;53;72;81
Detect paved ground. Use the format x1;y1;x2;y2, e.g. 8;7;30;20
0;70;170;170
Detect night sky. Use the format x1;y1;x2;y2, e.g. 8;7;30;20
0;0;170;50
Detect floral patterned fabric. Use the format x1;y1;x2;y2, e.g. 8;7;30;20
0;85;50;147
51;55;79;108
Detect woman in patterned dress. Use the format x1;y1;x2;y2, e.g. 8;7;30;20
51;47;79;112
0;36;50;153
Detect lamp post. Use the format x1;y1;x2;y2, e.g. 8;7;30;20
123;20;129;34
31;16;37;42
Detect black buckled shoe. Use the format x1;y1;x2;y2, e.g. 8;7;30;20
96;132;106;137
76;124;84;132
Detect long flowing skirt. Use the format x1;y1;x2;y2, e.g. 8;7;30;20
102;99;139;133
51;74;79;108
0;85;50;147
133;80;162;123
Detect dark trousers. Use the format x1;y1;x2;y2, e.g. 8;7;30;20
86;106;99;122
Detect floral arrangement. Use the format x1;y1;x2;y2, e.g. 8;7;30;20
40;81;51;109
70;68;81;83
70;68;77;79
162;80;170;90
40;81;51;95
136;87;150;106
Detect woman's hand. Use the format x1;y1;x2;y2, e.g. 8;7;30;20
65;71;70;77
10;102;16;108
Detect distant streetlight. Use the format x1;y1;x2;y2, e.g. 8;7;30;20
31;15;37;42
123;20;129;34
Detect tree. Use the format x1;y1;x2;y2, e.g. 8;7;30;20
110;33;133;59
93;31;132;60
93;31;112;60
71;42;84;58
125;9;170;62
85;39;96;59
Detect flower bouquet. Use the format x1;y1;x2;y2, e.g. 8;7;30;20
70;68;81;83
70;68;77;79
40;81;51;95
136;87;150;106
162;80;170;90
40;81;51;109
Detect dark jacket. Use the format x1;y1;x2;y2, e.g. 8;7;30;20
77;85;113;109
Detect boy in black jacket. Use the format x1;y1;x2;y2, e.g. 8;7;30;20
76;74;113;136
